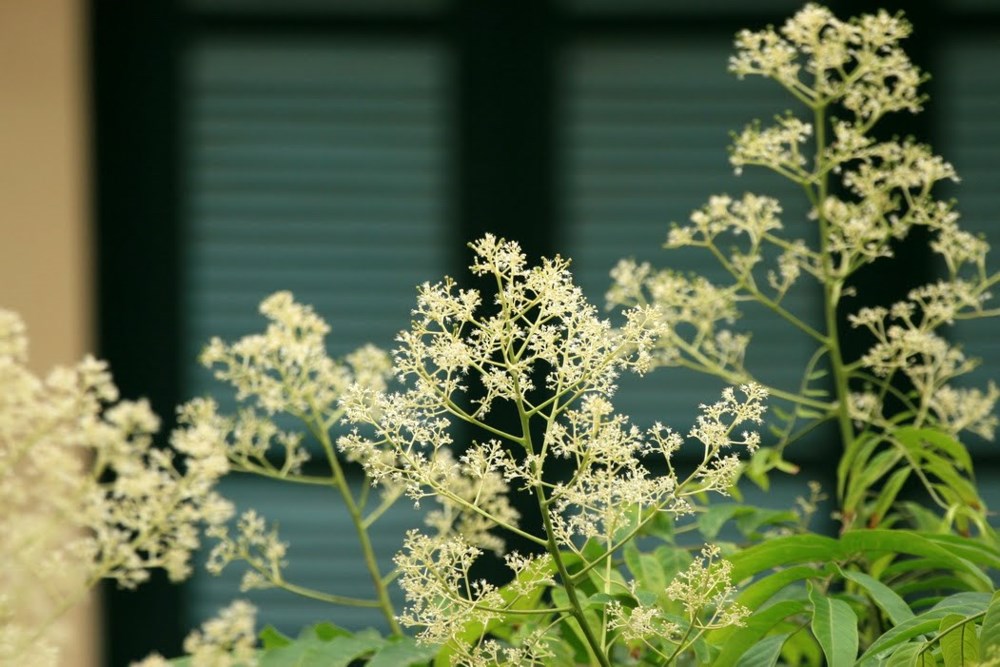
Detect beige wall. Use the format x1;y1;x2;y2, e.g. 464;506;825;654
0;0;90;367
0;0;96;665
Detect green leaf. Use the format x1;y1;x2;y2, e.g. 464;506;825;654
708;600;807;667
895;427;973;472
655;544;692;582
839;530;993;590
979;590;1000;656
837;567;914;626
808;584;858;667
260;625;293;650
867;466;911;528
734;565;818;611
726;534;840;583
839;433;880;499
623;540;667;598
734;507;799;538
845;448;903;513
858;593;992;666
308;622;350;642
918;450;981;507
259;632;385;667
939;613;979;667
698;503;743;540
734;633;787;667
366;636;440;667
884;642;938;667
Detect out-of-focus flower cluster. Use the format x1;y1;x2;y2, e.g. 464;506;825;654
0;309;232;666
132;600;258;667
188;291;396;593
729;3;922;119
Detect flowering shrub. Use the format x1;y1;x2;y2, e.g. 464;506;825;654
610;2;998;535
4;3;1000;667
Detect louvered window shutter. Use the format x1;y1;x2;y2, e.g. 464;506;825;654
179;40;448;634
939;37;1000;460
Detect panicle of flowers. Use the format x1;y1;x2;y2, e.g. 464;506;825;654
393;531;506;646
664;545;750;630
182;600;258;667
0;309;233;664
729;3;922;120
341;236;766;663
611;4;998;532
340;235;666;553
201;290;392;419
608;259;752;376
422;446;521;555
545;396;675;544
849;299;999;442
204;510;288;592
729;114;812;179
689;384;768;490
131;600;258;667
190;291;401;610
454;628;556;667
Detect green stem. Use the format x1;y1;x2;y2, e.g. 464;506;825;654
811;104;858;518
308;403;403;636
513;389;611;666
272;578;383;608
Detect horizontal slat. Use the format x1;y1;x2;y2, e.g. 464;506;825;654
938;38;1000;456
180;39;451;634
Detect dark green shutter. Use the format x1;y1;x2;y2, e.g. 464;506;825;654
179;39;449;633
939;37;1000;458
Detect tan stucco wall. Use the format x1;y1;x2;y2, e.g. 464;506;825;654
0;0;96;665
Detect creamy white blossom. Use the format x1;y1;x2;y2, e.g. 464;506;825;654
339;236;764;659
0;309;232;665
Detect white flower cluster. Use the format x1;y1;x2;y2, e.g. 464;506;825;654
730;3;922;119
0;309;233;664
340;236;763;655
663;545;749;629
340;236;665;549
193;291;395;589
133;600;258;667
849;298;999;441
393;530;506;646
608;259;749;375
201;290;392;421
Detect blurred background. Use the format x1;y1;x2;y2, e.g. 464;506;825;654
2;0;998;664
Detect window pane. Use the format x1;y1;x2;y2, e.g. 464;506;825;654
938;38;1000;455
179;39;450;632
